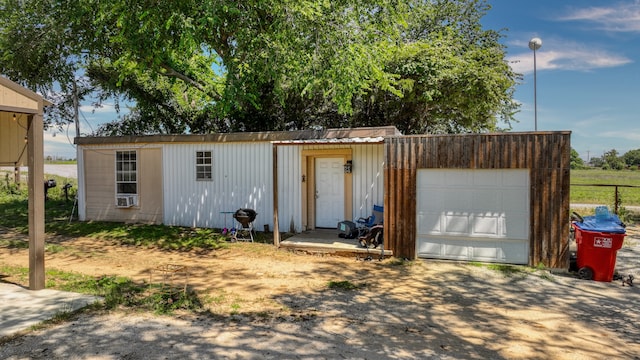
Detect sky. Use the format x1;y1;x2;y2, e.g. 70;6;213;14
44;0;640;162
482;0;640;162
44;103;120;160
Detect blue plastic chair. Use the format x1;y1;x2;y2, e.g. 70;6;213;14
357;204;383;229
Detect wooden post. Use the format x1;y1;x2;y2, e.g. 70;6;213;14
27;113;45;290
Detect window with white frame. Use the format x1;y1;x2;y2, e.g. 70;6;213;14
116;151;137;195
196;151;212;180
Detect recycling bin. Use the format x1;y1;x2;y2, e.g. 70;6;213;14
571;213;626;282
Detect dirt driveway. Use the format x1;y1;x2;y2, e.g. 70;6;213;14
1;227;639;360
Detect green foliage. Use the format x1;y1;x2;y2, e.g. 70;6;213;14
355;1;519;134
589;156;604;168
1;172;26;196
0;264;29;283
45;157;77;164
383;257;420;267
0;0;517;135
45;243;66;253
144;287;204;314
84;276;145;309
327;280;363;290
570;148;586;169
485;263;528;276
71;275;203;314
475;262;558;281
623;149;640;167
3;265;204;314
0;239;28;249
537;271;555;282
0;183;228;251
584;148;640;170
603;149;625;170
616;203;631;223
56;219;227;252
0;195;28;233
588;148;635;170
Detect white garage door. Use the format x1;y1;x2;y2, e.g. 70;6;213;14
416;169;530;264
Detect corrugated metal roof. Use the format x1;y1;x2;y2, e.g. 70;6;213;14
75;126;401;146
272;136;385;145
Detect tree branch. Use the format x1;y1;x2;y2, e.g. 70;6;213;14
159;64;222;101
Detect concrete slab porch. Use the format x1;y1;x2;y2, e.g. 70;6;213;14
279;229;392;258
0;282;101;339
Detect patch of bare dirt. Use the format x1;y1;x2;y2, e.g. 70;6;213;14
1;227;639;360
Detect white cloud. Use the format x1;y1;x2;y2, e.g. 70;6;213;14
44;123;78;158
507;38;632;74
599;129;640;141
558;2;640;32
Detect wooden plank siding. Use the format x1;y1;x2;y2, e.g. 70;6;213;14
384;132;571;268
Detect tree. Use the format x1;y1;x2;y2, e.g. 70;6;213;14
602;149;625;170
570;148;585;169
589;156;604;168
0;0;99;130
348;0;518;134
0;0;518;135
622;149;640;167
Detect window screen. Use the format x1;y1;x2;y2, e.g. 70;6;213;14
196;151;212;180
116;151;137;194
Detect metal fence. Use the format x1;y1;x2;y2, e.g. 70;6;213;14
571;184;640;214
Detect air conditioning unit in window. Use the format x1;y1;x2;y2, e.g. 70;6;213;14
116;195;136;208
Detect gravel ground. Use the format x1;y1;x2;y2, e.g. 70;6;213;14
0;170;638;359
1;238;639;360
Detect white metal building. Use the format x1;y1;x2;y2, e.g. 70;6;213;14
76;128;572;267
75;127;398;233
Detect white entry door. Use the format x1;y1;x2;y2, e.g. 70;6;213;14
315;158;345;228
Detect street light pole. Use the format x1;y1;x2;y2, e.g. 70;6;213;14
529;37;542;131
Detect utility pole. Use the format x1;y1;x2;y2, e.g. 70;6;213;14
528;37;542;131
73;79;80;138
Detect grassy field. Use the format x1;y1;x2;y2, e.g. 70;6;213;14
44;159;77;164
0;172;273;248
571;169;640;207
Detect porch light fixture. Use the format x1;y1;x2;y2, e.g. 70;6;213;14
12;113;16;121
344;160;353;173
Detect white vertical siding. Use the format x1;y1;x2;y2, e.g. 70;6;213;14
277;146;302;232
352;144;385;220
77;146;86;221
81;140;384;234
163;142;273;230
300;143;385;223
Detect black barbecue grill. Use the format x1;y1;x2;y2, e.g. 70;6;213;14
44;179;57;201
232;208;257;241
